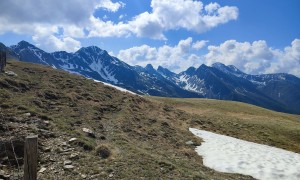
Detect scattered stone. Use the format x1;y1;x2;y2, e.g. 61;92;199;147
56;147;64;153
81;174;87;179
38;129;55;138
109;174;114;178
0;170;10;179
64;160;72;165
70;153;79;160
61;148;74;152
5;71;17;76
185;140;194;145
69;138;77;143
64;165;74;170
43;147;51;152
38;167;47;173
60;152;72;156
82;128;96;138
23;113;31;117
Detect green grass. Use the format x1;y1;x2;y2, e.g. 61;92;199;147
148;97;300;153
0;60;253;179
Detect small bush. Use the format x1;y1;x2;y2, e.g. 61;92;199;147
72;137;96;151
95;145;111;159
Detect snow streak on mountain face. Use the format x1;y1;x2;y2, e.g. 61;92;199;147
3;41;300;115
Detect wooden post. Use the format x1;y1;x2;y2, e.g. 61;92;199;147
23;135;38;180
0;51;6;72
0;51;3;72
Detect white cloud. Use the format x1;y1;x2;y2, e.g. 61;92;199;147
0;0;237;51
88;16;131;38
117;37;203;73
32;26;81;52
96;0;125;12
265;39;300;76
119;14;126;20
178;37;193;54
202;6;238;28
63;25;86;38
205;3;220;14
42;36;81;52
124;0;238;39
192;40;209;50
117;38;300;77
0;0;124;52
103;15;109;20
205;39;300;76
129;12;165;40
0;0;101;25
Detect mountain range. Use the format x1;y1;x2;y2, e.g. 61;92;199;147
1;41;300;114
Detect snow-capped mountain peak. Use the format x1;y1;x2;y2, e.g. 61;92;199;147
3;40;300;114
212;62;245;77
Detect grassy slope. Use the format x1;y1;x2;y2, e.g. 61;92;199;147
0;60;253;179
149;97;300;153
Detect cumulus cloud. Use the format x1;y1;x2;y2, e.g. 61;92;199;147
0;0;125;52
205;3;220;14
148;0;238;34
192;40;209;50
96;0;125;12
119;14;127;20
0;0;100;25
32;25;81;52
89;0;238;39
205;39;300;76
34;35;81;52
88;16;131;38
117;38;300;77
117;37;205;72
0;0;238;51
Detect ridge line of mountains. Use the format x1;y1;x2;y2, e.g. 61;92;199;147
1;41;300;114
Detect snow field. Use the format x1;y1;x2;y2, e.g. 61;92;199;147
189;128;300;180
93;79;136;95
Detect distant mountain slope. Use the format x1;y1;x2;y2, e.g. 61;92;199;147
2;41;300;114
11;41;62;66
5;41;201;98
0;42;18;59
170;64;290;113
212;63;300;114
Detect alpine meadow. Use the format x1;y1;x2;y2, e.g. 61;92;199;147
0;0;300;179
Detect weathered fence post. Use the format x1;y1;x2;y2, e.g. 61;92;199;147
0;51;6;72
23;135;38;180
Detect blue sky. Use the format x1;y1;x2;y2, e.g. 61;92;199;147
0;0;299;76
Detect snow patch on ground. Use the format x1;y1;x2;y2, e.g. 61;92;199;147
189;128;300;180
93;80;136;95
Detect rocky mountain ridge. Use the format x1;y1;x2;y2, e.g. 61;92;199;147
2;41;300;114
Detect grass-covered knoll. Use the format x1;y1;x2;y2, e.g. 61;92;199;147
0;60;253;179
149;97;300;153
